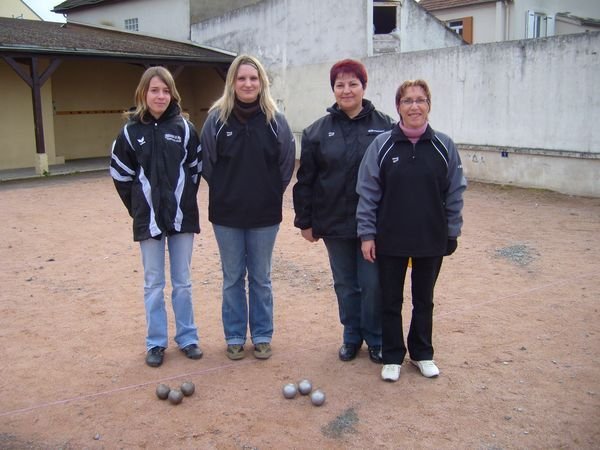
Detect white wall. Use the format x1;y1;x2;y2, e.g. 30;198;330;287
398;0;465;51
284;32;600;196
192;0;370;69
65;0;190;41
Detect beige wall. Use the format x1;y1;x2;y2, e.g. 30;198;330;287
52;61;142;160
0;61;58;170
0;0;41;20
51;62;223;161
0;59;225;171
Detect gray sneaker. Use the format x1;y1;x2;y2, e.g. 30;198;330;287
253;342;272;359
226;344;245;360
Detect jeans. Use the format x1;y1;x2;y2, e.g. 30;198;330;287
378;255;443;364
212;224;279;345
323;238;382;347
139;233;199;351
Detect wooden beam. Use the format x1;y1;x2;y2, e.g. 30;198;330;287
30;58;45;155
2;56;32;87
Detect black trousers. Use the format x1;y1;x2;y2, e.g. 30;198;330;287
378;254;443;364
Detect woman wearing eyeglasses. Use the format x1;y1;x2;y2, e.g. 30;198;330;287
356;79;467;382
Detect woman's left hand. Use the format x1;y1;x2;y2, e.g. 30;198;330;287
361;240;377;263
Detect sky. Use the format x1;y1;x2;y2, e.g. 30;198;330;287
22;0;66;22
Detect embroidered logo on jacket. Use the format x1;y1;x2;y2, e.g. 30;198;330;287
328;131;335;137
164;134;182;143
226;131;233;137
392;157;399;163
137;137;146;146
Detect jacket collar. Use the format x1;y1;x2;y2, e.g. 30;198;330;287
327;99;375;121
391;123;435;142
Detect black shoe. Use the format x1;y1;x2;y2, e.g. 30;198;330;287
146;346;165;367
181;344;203;360
338;343;359;361
368;346;383;364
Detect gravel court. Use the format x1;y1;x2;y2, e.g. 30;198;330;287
0;172;599;449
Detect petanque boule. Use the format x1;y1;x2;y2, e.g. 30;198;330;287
298;379;312;395
180;381;195;397
168;388;184;405
155;383;170;400
310;389;326;406
282;383;298;399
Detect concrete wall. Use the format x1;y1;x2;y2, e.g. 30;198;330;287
64;0;190;41
283;32;600;196
192;0;371;69
398;0;465;51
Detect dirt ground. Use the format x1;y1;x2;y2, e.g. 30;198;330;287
0;170;599;450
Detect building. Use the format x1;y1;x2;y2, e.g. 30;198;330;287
0;17;234;175
0;0;42;20
2;0;597;195
418;0;600;44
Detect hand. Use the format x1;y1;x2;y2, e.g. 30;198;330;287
301;228;319;243
446;238;458;256
361;240;377;263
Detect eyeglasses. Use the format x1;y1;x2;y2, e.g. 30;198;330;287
399;98;429;106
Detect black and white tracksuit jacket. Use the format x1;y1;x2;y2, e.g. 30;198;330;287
200;108;296;228
356;124;467;257
110;103;201;241
293;100;395;239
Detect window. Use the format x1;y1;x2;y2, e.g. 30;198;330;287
526;11;547;38
373;2;397;35
124;18;139;31
446;17;473;44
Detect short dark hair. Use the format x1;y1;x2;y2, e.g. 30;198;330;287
330;59;368;90
395;79;432;106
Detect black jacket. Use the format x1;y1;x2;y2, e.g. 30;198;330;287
356;124;467;257
293;100;395;239
110;103;201;241
200;108;296;228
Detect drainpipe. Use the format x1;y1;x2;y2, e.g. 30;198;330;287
495;0;507;41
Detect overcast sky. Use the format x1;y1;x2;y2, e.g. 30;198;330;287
23;0;66;22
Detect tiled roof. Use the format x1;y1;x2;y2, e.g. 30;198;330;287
53;0;113;13
418;0;497;11
0;17;234;64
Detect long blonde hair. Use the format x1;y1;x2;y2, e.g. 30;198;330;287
209;54;278;124
125;66;182;123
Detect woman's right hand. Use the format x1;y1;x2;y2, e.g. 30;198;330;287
361;240;376;263
301;228;319;243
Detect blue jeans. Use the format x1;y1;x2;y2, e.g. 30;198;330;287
212;224;279;345
139;233;199;351
323;238;382;347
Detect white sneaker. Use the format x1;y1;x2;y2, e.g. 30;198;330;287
410;360;440;378
381;364;401;382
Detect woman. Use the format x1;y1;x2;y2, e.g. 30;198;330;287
293;59;395;363
110;66;203;368
356;79;467;381
200;54;295;361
